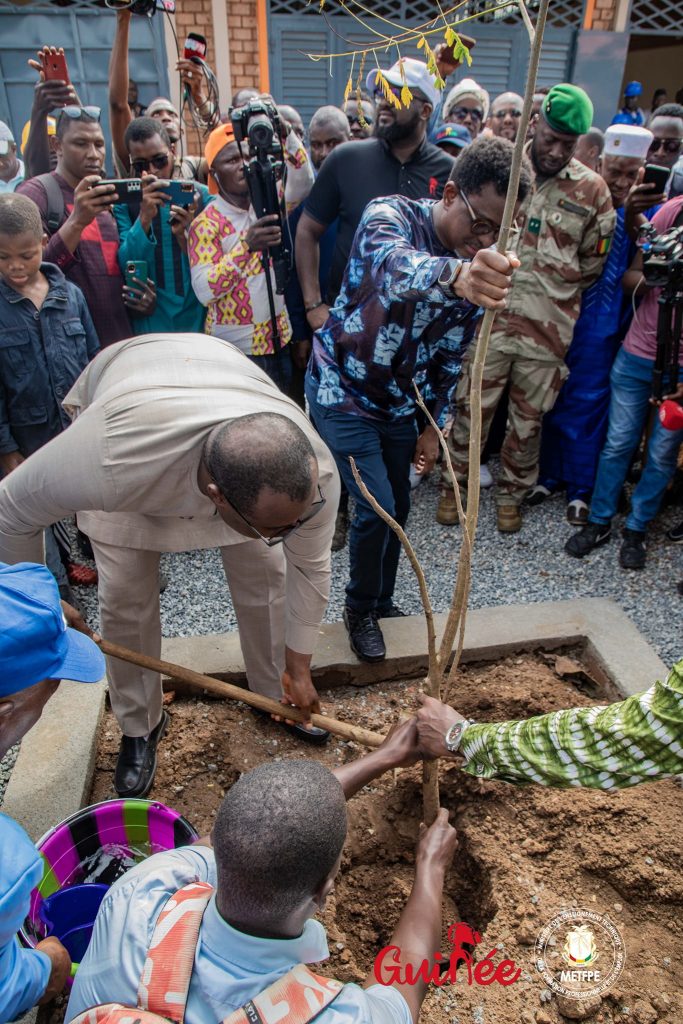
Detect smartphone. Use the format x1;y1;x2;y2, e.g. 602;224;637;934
156;179;196;207
99;178;143;205
183;32;207;63
41;50;70;84
125;261;148;288
642;163;670;194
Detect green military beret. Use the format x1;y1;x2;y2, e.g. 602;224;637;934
542;84;593;136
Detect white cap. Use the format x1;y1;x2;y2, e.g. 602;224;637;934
366;57;441;110
443;77;490;122
604;124;653;159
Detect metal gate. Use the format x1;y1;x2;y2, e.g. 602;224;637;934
267;0;584;125
628;0;683;35
0;0;169;151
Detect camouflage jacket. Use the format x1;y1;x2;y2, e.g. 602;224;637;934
492;156;616;362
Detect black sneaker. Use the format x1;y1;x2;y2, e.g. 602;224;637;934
343;606;386;662
619;529;647;570
667;520;683;543
565;522;611;558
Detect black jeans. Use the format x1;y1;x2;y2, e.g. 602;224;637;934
308;388;417;613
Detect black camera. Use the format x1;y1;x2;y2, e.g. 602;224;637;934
641;223;683;291
640;223;683;400
231;98;290;296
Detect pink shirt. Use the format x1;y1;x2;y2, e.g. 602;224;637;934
623;196;683;364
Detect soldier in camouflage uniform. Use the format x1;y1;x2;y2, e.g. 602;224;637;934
438;84;616;533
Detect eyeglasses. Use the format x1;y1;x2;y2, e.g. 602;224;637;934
460;189;500;239
448;105;484;123
222;484;327;547
58;105;101;123
347;114;374;126
648;137;683;155
373;85;427;105
492;108;522;120
131;153;171;174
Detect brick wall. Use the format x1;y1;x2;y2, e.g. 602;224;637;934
590;0;618;31
227;0;260;95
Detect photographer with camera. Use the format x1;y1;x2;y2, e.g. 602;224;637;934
566;193;683;570
189;112;313;390
113;116;208;334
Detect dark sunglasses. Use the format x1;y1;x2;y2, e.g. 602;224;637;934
449;105;483;123
347;114;374;126
460;189;501;239
59;105;101;123
223;484;326;547
131;153;171;173
373;85;428;105
648;137;682;155
492;108;522;119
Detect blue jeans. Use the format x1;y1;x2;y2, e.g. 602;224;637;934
589;347;683;532
307;386;417;613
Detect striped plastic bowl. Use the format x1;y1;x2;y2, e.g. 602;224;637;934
21;798;198;965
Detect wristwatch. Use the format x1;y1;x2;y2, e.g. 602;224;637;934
437;258;464;295
444;717;471;755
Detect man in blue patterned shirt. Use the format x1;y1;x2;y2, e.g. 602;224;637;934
306;137;532;662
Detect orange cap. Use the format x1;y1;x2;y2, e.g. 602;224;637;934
205;123;236;195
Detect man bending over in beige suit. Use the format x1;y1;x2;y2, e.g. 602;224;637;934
0;334;340;798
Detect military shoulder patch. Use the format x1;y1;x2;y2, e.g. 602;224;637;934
596;235;611;255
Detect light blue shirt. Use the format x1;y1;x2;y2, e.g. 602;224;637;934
0;813;51;1023
0;160;25;194
67;846;410;1024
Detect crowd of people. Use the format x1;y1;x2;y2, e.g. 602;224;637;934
1;20;683;1023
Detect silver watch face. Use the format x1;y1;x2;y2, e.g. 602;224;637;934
438;259;459;287
446;721;464;751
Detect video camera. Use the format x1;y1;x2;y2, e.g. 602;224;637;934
641;222;683;291
106;0;176;16
639;222;683;400
231;98;290;295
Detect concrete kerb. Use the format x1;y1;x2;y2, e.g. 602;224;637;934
5;596;668;857
162;597;667;701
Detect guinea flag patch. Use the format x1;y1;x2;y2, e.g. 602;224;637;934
596;235;611;255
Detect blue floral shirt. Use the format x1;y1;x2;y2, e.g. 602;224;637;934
307;195;481;427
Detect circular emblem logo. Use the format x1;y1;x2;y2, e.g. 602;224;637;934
535;908;625;1000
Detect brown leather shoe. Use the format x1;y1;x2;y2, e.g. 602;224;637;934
497;504;521;533
436;490;461;526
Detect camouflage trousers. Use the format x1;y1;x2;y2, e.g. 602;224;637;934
443;336;569;507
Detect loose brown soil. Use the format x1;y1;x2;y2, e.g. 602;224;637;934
89;653;683;1024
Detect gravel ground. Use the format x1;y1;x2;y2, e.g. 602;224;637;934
1;466;678;804
72;458;681;670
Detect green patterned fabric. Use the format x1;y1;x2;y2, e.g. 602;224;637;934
459;660;683;789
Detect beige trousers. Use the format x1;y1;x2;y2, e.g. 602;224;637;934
92;538;286;737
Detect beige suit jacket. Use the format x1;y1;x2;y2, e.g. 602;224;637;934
0;334;339;654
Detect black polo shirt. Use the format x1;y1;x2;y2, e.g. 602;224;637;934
302;136;454;300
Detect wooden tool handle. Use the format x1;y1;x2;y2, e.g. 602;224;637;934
98;638;385;749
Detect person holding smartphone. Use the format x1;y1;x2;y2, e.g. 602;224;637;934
114;116;208;334
16;106;149;346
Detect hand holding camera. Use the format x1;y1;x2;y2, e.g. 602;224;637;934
246;214;282;253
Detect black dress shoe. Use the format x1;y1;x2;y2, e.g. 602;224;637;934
115;710;169;798
619;528;646;570
343;606;386;662
280;720;330;745
565;521;611;558
377;602;407;619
